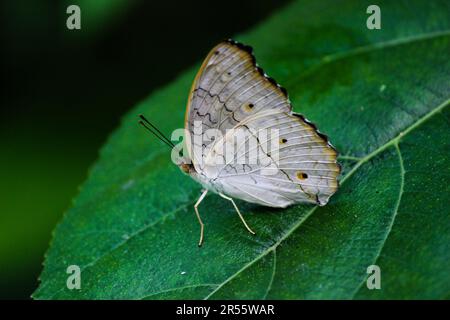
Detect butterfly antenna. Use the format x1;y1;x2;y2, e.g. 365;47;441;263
139;119;174;149
139;114;175;148
139;120;174;149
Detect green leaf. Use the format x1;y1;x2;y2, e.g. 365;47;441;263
34;0;450;299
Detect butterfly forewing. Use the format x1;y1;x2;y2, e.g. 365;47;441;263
185;41;290;168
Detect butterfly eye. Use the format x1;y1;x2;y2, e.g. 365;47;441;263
296;171;308;180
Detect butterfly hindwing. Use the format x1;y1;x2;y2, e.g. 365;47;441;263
206;110;340;206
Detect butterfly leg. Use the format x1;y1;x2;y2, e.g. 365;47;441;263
219;193;256;235
194;189;208;247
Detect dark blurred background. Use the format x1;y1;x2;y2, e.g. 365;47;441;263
0;0;291;299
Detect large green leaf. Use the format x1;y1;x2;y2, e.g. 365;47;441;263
34;0;450;299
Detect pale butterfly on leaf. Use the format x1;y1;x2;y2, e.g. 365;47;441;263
140;39;340;246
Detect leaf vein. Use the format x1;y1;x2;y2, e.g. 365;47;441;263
349;142;406;298
138;283;219;300
293;30;450;82
263;249;277;300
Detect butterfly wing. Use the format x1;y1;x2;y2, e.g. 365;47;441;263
185;39;340;206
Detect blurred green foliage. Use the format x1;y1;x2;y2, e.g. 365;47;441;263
1;1;135;299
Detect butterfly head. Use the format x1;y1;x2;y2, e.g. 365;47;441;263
176;156;195;175
179;163;193;174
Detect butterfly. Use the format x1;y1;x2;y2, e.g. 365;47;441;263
140;39;340;246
